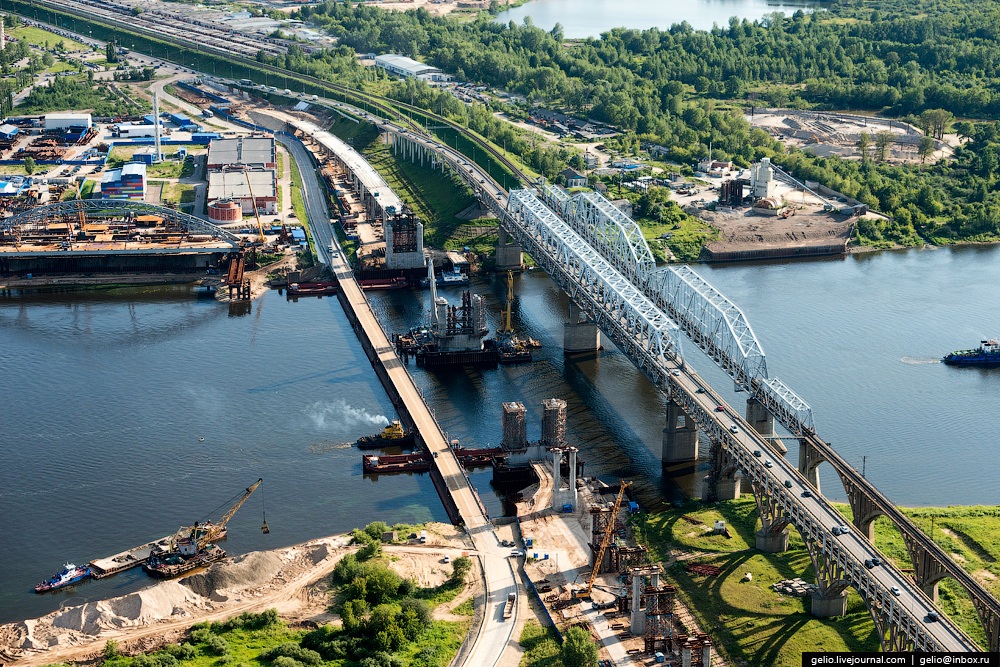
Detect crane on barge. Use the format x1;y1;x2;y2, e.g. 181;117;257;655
145;478;267;578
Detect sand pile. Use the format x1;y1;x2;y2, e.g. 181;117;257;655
181;551;284;600
51;582;206;636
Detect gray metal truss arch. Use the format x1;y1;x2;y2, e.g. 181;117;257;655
504;189;682;389
544;185;656;289
644;265;814;434
3;200;242;246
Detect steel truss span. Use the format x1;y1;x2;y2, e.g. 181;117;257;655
644;265;814;434
505;189;682;383
3;200;242;246
543;186;656;288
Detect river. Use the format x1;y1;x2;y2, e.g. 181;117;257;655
2;245;998;623
494;0;826;37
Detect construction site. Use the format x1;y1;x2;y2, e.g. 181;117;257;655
691;157;876;262
486;400;719;666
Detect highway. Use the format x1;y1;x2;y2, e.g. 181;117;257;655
277;135;520;667
667;366;977;652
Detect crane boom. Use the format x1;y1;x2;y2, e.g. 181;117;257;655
243;169;267;244
582;481;631;597
198;478;262;547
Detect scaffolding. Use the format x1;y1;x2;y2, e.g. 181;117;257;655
644;584;676;654
502;402;527;450
589;503;615;574
541;398;567;447
388;211;419;253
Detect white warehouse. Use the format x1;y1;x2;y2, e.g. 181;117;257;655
373;54;449;82
44;113;93;131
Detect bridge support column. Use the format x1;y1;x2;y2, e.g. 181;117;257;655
550;447;564;511
495;227;523;270
564;302;600;353
755;528;790;553
746;398;786;456
662;399;698;463
797;438;822;493
716;476;741;500
630;574;645;636
567;447;578;508
810;590;848;617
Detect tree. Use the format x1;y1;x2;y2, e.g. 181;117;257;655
918;136;935;164
131;5;143;15
560;626;598;667
874;131;894;163
105;42;117;64
450;556;472;584
23;156;34;175
42;53;54;68
858;131;871;161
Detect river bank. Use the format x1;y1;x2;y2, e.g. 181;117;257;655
0;523;473;667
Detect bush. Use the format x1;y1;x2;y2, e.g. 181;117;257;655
190;628;214;644
398;598;431;627
561;626;598;667
217;608;280;632
205;635;230;656
364;521;388;542
272;657;299;667
103;640;119;659
398;578;417;597
162;644;196;661
260;642;322;666
450;556;472;584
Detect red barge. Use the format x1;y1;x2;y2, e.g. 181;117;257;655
363;446;502;474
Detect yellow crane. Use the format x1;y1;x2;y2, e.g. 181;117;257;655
243;169;267;245
502;270;515;334
576;480;631;599
75;181;86;237
172;478;267;554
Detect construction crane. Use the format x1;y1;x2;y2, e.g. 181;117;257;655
75;181;86;237
239;167;267;245
502;270;514;334
171;478;265;553
576;480;631;599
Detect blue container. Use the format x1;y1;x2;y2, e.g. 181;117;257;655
562;504;572;513
628;501;639;514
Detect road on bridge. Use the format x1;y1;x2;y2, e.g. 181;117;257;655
278;135;521;667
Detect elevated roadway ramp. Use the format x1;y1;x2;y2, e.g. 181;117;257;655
279;133;519;667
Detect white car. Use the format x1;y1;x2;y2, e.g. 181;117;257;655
728;425;739;434
443;555;451;564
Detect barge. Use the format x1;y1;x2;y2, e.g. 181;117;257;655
363;446;503;474
943;339;1000;366
288;281;338;296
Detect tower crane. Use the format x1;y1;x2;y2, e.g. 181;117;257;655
243;169;267;245
575;480;631;599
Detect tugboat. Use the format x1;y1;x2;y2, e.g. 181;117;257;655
420;265;470;288
355;419;416;449
943;339;1000;366
34;563;90;593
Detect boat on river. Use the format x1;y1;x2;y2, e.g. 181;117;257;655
34;563;90;593
356;419;416;449
942;339;1000;366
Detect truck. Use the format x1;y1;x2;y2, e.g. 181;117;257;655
503;592;516;619
419;531;427;544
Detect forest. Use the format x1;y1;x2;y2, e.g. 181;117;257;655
264;0;1000;244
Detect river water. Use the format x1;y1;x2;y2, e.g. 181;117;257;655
2;245;999;623
494;0;826;37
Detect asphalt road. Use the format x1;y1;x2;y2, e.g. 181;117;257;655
278;135;520;667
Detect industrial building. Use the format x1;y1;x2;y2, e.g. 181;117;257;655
133;147;160;165
373;54;448;82
206;136;276;171
0;123;18;140
0;176;28;196
206;169;277;214
44;113;93;131
101;163;146;200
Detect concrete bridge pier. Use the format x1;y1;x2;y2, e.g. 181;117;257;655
564;301;600;353
797;438;823;493
662;399;698;463
495;227;523;270
716;474;741;500
550;447;563;511
755;527;790;553
810;590;849;617
746;398;787;456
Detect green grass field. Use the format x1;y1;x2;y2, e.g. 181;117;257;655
13;26;89;51
635;499;1000;662
518;619;561;667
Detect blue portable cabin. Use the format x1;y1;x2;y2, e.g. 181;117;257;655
628;501;639;514
191;132;220;144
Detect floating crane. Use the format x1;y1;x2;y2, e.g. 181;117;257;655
146;478;267;579
575;481;631;599
169;478;265;554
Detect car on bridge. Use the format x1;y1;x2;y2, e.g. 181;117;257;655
715;405;725;412
728;425;739;433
